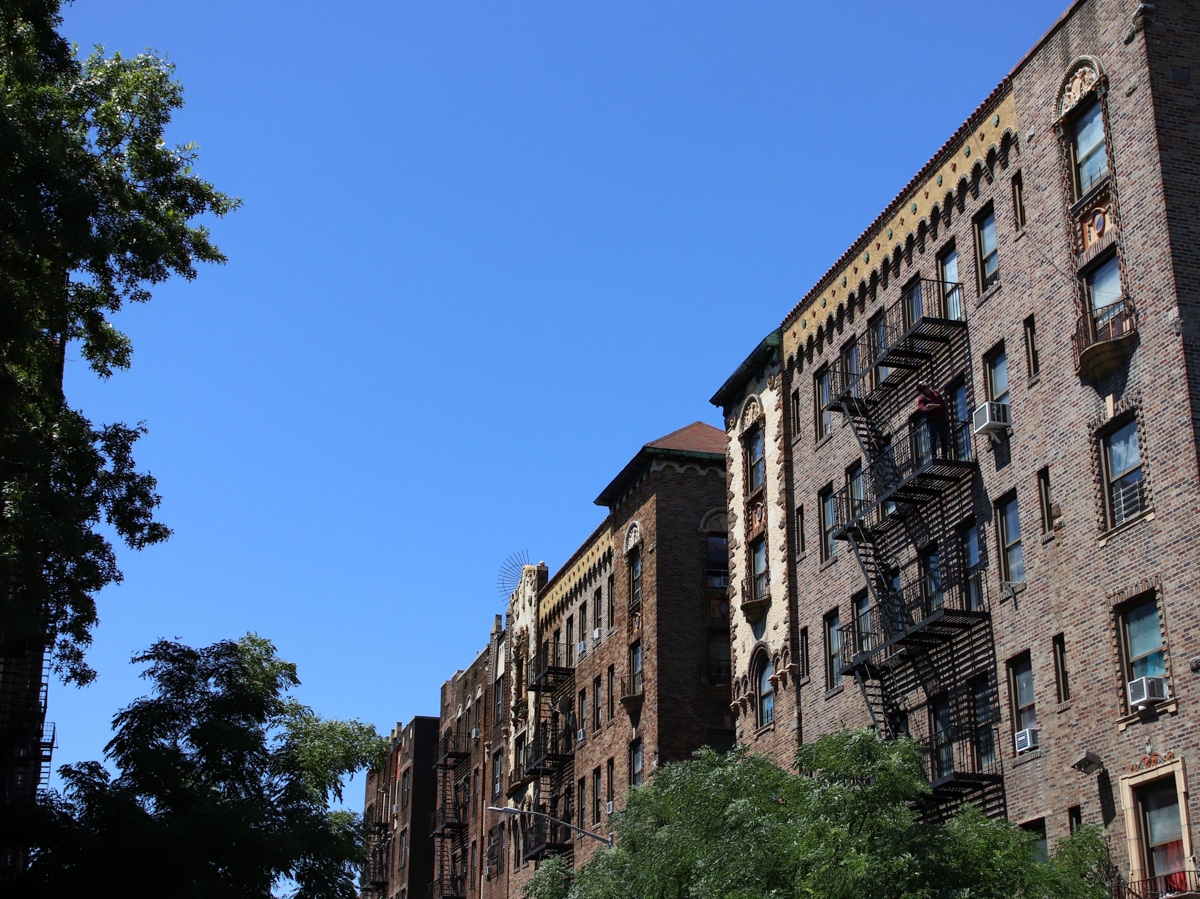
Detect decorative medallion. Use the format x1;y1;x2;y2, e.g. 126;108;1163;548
964;145;971;157
624;521;642;553
1060;61;1100;116
1129;749;1175;773
1093;208;1106;236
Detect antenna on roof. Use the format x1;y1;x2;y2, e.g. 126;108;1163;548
497;550;530;600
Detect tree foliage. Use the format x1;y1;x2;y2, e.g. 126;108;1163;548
7;635;386;899
525;730;1117;899
0;0;238;682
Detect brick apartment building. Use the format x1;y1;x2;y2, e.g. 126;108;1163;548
715;0;1200;893
364;423;731;899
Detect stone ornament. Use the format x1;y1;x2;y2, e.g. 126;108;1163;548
624;521;641;553
1060;60;1101;116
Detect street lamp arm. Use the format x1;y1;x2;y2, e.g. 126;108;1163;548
487;805;614;847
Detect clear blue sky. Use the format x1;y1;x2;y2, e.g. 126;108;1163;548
51;0;1071;796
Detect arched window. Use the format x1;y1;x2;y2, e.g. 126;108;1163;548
756;654;775;726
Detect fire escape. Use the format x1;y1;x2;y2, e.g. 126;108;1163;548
825;279;1003;816
362;787;391;897
522;641;574;862
430;729;470;899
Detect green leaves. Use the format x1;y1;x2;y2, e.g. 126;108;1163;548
528;731;1117;899
16;635;384;899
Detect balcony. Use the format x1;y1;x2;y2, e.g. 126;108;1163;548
832;421;975;539
524;723;574;775
436;731;470;765
923;724;1004;793
619;674;644;717
529;642;575;690
1121;869;1200;899
1074;301;1137;380
430;802;468;835
362;853;388;891
739;574;771;623
840;566;989;673
522;817;573;861
826;280;967;409
428;875;467;899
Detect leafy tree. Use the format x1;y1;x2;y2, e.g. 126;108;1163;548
0;0;238;683
526;730;1117;899
6;635;386;899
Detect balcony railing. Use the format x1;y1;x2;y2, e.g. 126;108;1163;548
840;566;989;670
740;575;771;623
522;817;573;860
1074;300;1137;380
1121;868;1200;899
832;421;974;535
428;875;467;899
430;802;469;834
436;731;470;764
923;724;1003;788
529;642;575;688
525;723;574;774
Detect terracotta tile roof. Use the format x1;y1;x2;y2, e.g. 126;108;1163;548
645;421;726;456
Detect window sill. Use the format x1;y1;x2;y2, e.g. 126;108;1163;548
1117;698;1178;731
754;720;777;738
824;684;845;700
819;554;840;572
1056;700;1072;714
1013;748;1042;767
976;281;1003;308
1027;372;1040;388
1098;510;1155;547
1041;530;1056;545
814;434;833;451
1070;174;1112;217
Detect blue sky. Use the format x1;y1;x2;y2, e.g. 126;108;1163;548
51;0;1071;797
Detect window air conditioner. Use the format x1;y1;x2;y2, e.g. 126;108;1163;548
470;727;481;740
593;628;602;642
578;641;588;657
392;804;399;816
1128;675;1168;708
972;401;1011;436
576;728;586;743
605;800;614;815
1014;728;1039;754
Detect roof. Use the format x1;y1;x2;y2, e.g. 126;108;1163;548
709;330;782;414
594;422;726;507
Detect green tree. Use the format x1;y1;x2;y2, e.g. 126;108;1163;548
526;730;1117;899
0;0;238;683
8;635;386;899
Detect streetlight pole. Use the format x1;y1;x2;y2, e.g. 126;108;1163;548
487;805;614;847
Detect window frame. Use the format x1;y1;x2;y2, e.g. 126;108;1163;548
629;739;644;787
824;609;842;690
938;243;962;321
1008;652;1037;740
755;652;775;727
996;492;1024;585
819;484;837;562
814;366;832;441
745;424;766;496
629;547;642;608
1070;97;1109;198
1118;595;1167;703
1100;415;1147;529
974;204;1000;292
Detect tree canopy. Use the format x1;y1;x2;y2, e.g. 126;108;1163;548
7;635;385;899
0;0;238;682
526;730;1118;899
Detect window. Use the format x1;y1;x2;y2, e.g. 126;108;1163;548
399;828;408;869
607;574;615;629
707;535;729;588
492;751;504;798
1072;99;1108;196
930;695;953;780
996;493;1024;585
1037;467;1054;533
975;206;999;292
950;381;970;461
800;627;810;678
847;462;865;520
971;674;997;770
1009;653;1037;737
1135;777;1187;887
401;768;411;808
746;426;766;495
606;758;614;802
815;367;832;440
791;389;802;435
593;676;602;731
961;523;984;611
901;277;924;329
629;740;644;786
578;689;587;739
819;485;837;562
594;588;603;633
1022;819;1048;863
629;548;642;608
566;617;574;666
592;768;602;824
1023;314;1040;378
1086;253;1123;329
795;505;806;556
824;610;841;689
494;675;504;726
607;665;615;721
852;590;873;655
1120;596;1166;689
985;344;1009;403
708;635;731;685
1102;418;1146;527
1011;170;1027;230
920;544;943;613
939;245;962;320
749;537;768;601
756;653;775;726
840;337;860;397
579;602;587;654
869;313;890;387
1069;805;1083;834
577;778;585;827
629;642;643;695
1052;633;1070;704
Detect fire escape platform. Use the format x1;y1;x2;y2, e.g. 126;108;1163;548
843;606;990;676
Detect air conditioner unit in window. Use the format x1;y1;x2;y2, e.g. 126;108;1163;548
605;801;614;815
1128;675;1169;708
1014;728;1039;754
972;401;1011;436
470;727;481;740
593;628;602;642
576;728;586;743
578;641;588;657
392;804;399;816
